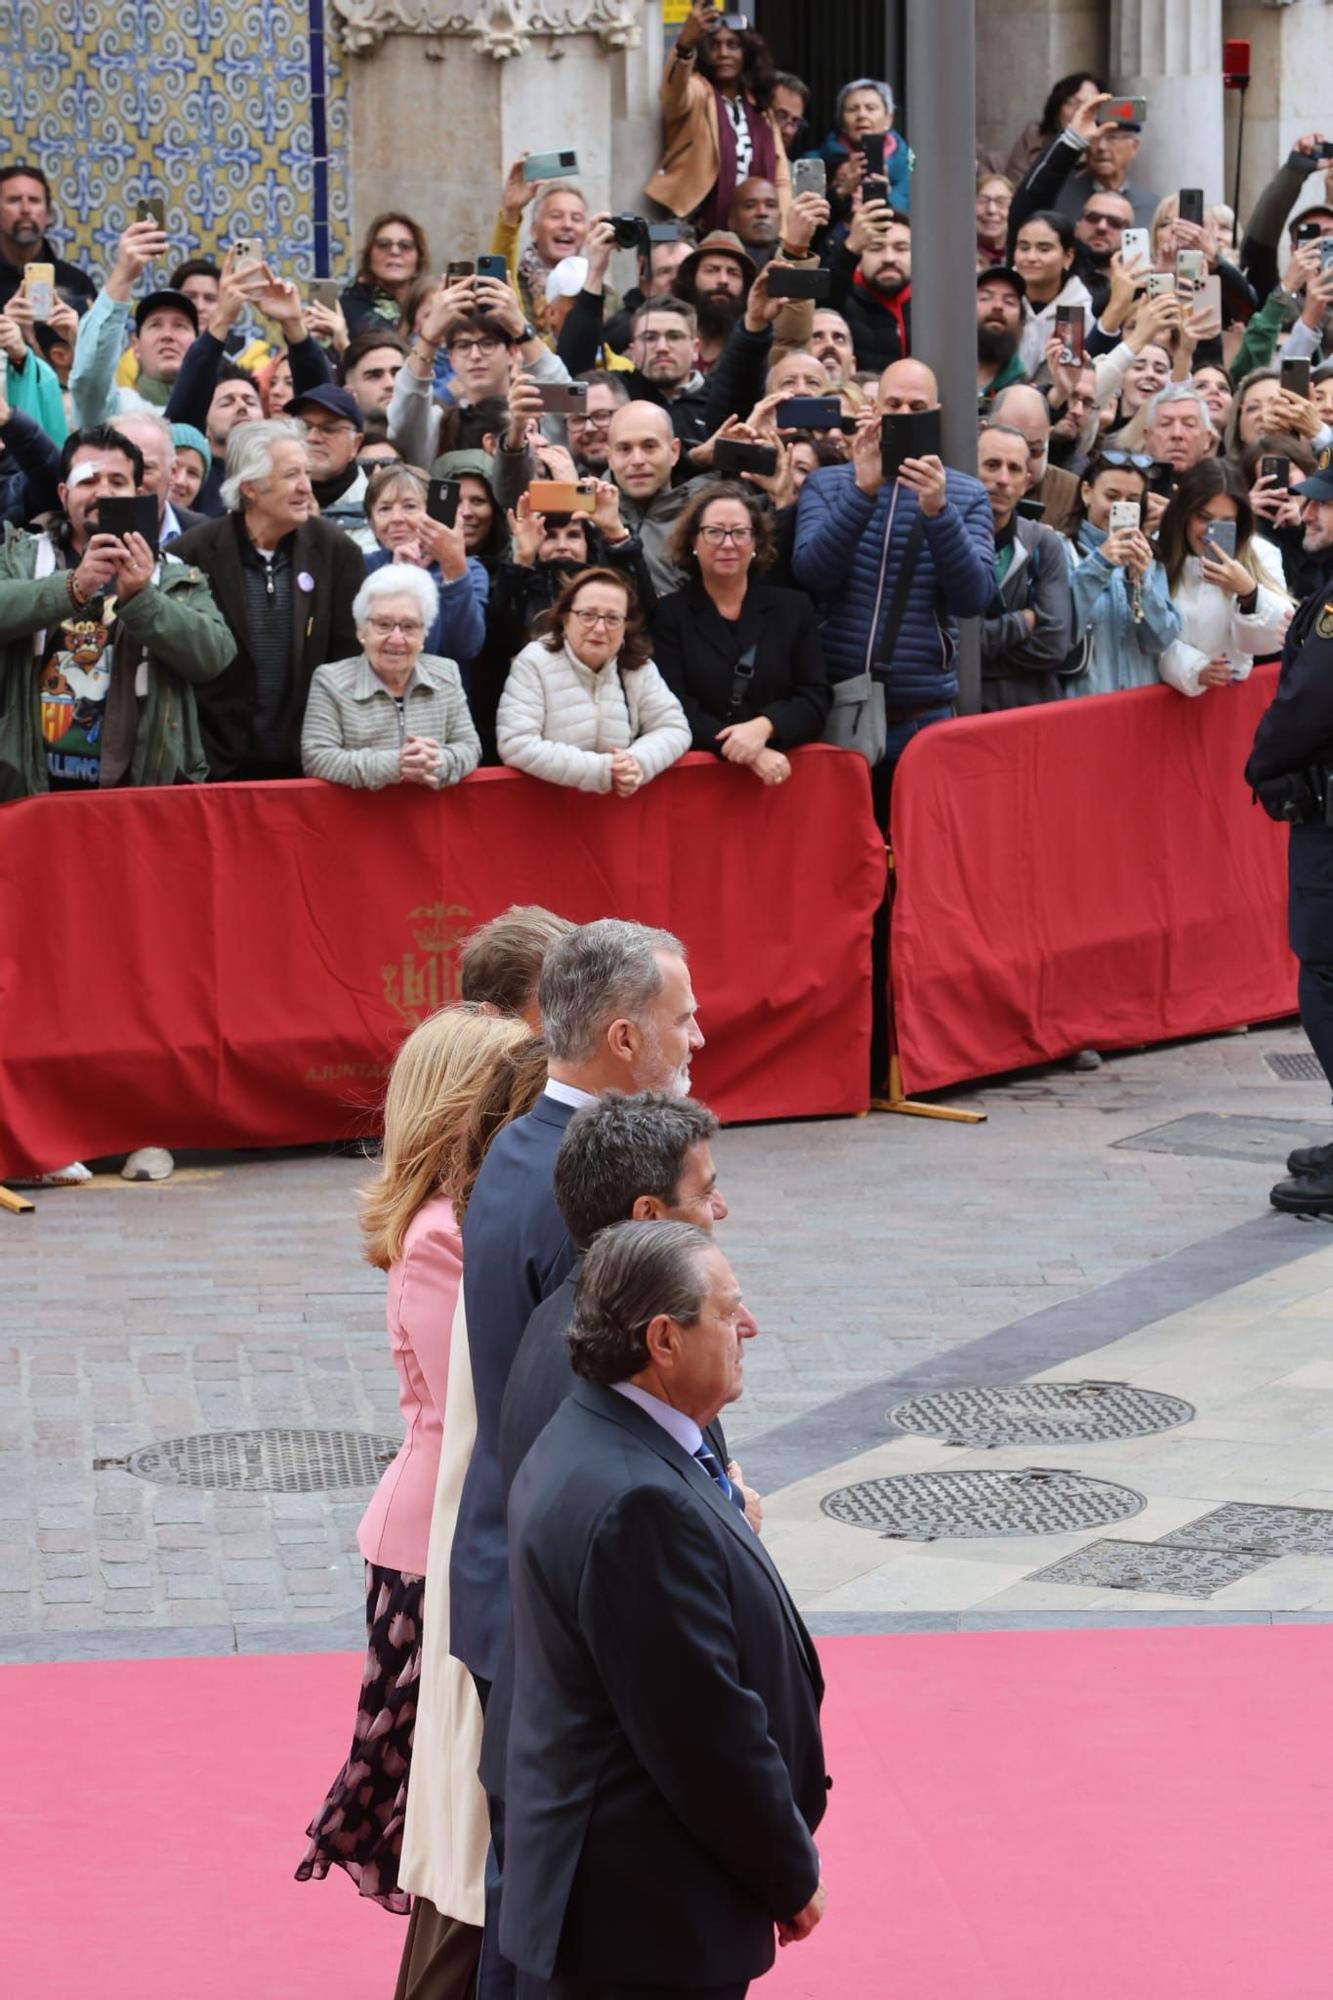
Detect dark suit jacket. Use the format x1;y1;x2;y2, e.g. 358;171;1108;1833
449;1091;578;1683
654;577;832;754
501;1382;826;1985
171;511;364;779
480;1264;731;1797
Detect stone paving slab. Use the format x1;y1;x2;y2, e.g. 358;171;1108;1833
4;1019;1333;1659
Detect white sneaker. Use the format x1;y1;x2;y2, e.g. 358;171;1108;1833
7;1161;93;1187
121;1148;175;1182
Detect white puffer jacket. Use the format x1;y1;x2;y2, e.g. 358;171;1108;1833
497;637;690;792
1157;538;1291;697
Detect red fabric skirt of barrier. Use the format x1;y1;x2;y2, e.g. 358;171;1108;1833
889;665;1297;1094
0;749;883;1175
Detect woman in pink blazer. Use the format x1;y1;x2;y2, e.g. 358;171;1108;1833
296;1005;545;1937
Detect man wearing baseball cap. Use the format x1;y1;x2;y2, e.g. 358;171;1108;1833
1246;449;1333;1215
68;216;198;426
285;383;373;551
976;265;1027;410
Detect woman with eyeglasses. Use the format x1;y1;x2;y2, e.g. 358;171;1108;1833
341;211;429;338
496;567;689;793
653;483;830;788
1063;452;1181;695
975;173;1014;269
300;565;480;789
1155;459;1291;696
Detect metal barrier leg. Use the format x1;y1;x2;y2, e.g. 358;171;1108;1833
872;840;987;1124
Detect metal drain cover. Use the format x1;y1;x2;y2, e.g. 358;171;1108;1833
117;1428;398;1493
889;1381;1193;1448
1160;1502;1333;1558
1265;1052;1326;1082
1029;1539;1274;1598
820;1467;1146;1541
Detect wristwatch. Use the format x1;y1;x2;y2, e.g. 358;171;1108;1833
520;321;537;343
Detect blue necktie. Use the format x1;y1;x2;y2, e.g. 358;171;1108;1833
695;1443;749;1518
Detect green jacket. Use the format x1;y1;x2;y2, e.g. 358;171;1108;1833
1229;289;1289;385
0;524;237;801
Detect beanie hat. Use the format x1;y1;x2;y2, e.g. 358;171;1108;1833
170;423;212;482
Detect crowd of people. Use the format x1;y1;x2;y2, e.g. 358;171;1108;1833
5;3;1333;1167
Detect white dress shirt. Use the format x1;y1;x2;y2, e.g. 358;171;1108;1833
612;1379;703;1457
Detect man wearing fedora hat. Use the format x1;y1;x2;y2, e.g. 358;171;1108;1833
1247;450;1333;1215
672;229;756;374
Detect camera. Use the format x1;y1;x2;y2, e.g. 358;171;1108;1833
609;214;650;253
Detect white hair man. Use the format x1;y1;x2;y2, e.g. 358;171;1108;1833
1142;381;1216;477
173;417;365;780
110;409;207;546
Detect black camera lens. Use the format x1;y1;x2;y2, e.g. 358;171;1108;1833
611;214;647;251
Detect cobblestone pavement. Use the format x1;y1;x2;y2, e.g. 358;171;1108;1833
4;1018;1332;1660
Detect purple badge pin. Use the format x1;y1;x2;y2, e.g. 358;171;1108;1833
297;570;315;593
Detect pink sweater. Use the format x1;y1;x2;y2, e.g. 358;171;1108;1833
357;1194;462;1575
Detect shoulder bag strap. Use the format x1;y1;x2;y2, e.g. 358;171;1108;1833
725;640;760;719
874;512;927;671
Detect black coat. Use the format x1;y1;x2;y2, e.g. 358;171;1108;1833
1246;582;1333;964
654;576;831;753
171;512;364;779
500;1381;827;1986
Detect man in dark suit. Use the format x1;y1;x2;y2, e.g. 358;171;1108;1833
172;416;363;779
503;1220;828;1999
451;919;706;2000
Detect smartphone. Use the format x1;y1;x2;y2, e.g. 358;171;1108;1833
1147;461;1178;498
1175;249;1206;289
1192;273;1222;325
1281;356;1312;400
96;494;160;557
1120;227;1151;271
647;221;684;245
309;278;340;312
1015;497;1047;521
1177;188;1205;228
22;261;55;318
863;175;890;206
521;151;579;183
1054;303;1085;364
1145;270;1176;299
714;439;778;478
775;394;843;430
1108;500;1141;535
881;407;942;480
719;11;749;27
1105;96;1147;127
859;133;887;174
1260;454;1291;490
1317;144;1333;163
528;479;595;514
426;477;460;528
536;382;588;415
1320;238;1333;273
231;237;264;273
475;254;509;282
791;157;827;202
1202;519;1237;560
446;260;475;281
765;266;831;300
136;197;166;229
1294;218;1325;245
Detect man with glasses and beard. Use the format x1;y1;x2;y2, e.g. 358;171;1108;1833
566;371;629;477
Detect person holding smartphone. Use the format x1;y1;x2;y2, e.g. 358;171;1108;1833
646;1;789;233
1062;452;1180;695
805;77;910;218
1154;460;1291;695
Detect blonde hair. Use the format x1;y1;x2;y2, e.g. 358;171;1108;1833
361;1004;533;1270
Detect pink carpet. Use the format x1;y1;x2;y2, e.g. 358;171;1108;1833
7;1626;1332;1998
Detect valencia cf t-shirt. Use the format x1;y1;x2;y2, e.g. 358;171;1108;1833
37;596;115;790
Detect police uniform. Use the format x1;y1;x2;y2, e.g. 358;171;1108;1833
1245;454;1333;1210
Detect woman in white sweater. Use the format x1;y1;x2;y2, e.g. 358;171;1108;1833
1155;461;1291;698
496;566;690;794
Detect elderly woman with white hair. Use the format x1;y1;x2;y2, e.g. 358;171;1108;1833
301;564;480;790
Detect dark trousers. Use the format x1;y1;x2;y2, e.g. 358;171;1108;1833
1299;961;1333;1100
548;1983;749;2000
393;1897;483;2000
869;705;953;1092
472;1674;544;2000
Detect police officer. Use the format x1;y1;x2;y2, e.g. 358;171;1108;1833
1246;453;1333;1214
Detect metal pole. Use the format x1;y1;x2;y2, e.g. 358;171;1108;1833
904;0;981;714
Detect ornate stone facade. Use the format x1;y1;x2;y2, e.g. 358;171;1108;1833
328;0;641;60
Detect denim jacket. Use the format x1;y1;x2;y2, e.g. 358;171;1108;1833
1065;519;1181;698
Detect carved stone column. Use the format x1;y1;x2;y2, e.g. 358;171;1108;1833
333;0;662;274
1109;0;1224;206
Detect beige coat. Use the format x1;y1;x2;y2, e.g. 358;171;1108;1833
645;48;790;221
396;1286;489;1923
497;638;690;792
301;652;481;790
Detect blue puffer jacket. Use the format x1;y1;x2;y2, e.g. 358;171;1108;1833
792;465;995;704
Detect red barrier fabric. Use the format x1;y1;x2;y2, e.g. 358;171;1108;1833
889;666;1297;1094
0;749;883;1175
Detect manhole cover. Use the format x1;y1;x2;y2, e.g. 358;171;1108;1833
1160;1502;1333;1558
115;1429;398;1493
1029;1539;1274;1598
1265;1052;1326;1082
889;1382;1193;1447
820;1468;1146;1541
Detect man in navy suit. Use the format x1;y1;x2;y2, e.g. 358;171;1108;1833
502;1220;828;1999
450;918;705;1998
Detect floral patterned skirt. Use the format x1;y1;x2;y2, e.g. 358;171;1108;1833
295;1560;424;1912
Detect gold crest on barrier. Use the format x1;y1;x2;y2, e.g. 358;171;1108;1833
381;901;472;1029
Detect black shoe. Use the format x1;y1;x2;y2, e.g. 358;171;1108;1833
1286;1141;1333;1177
1271;1170;1333;1213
